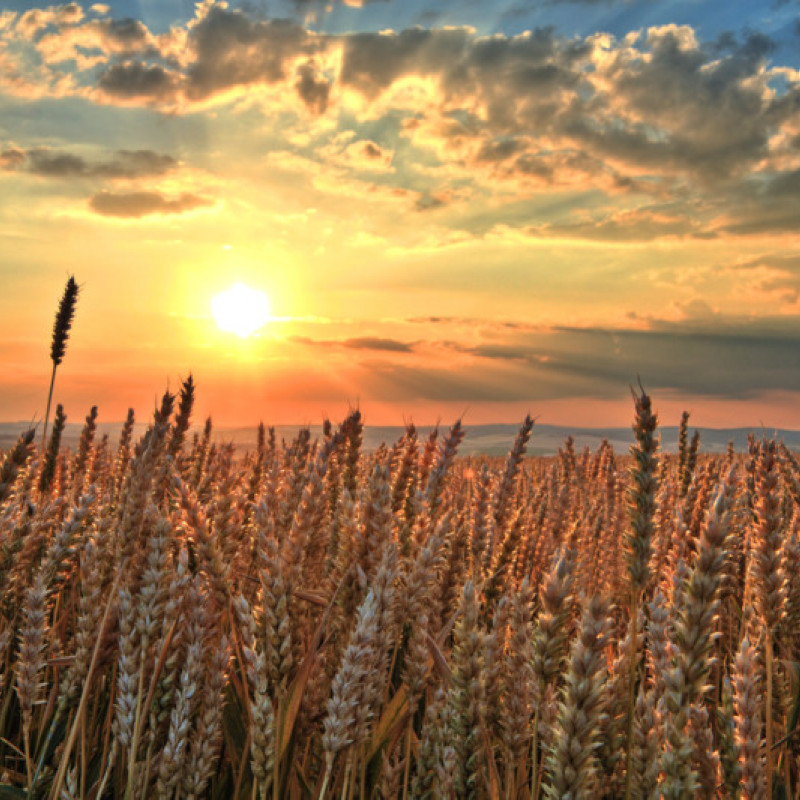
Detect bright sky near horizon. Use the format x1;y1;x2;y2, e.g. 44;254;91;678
1;0;799;429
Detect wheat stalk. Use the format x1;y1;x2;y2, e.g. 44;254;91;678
42;276;79;452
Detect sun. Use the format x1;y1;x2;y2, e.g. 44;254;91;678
211;282;271;338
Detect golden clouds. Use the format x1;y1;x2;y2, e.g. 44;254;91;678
2;3;797;234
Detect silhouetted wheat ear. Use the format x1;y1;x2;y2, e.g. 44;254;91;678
51;276;79;367
42;276;79;452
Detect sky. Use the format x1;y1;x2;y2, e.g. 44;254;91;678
1;0;800;429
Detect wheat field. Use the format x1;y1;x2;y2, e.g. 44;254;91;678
0;380;798;799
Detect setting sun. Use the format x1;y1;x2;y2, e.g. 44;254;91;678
211;283;271;338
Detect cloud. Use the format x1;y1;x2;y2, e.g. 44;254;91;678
455;343;551;363
97;63;182;102
349;139;390;165
332;20;798;222
344;336;414;352
415;191;451;211
291;335;415;352
16;3;83;38
0;147;25;170
295;61;331;113
523;322;800;398
186;7;319;101
2;147;177;179
341;139;396;172
707;252;800;306
88;190;213;217
286;314;800;403
3;5;800;242
35;15;159;68
475;137;527;163
100;17;153;51
92;7;326;107
581;27;781;181
340;27;471;100
526;206;712;242
715;169;800;235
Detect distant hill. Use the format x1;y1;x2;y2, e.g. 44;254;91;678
2;420;797;456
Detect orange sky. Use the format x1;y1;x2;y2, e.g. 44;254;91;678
2;1;800;430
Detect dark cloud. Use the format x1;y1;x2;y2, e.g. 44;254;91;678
287;315;800;403
340;24;588;122
97;63;182;102
448;323;800;400
415;191;449;211
360;142;383;160
103;17;152;49
406;316;480;326
0;147;26;170
590;28;778;181
457;343;549;363
93;7;323;105
722;209;800;236
339;21;797;210
344;337;414;352
717;168;800;235
291;335;415;352
403;316;544;331
527;205;712;242
27;150;86;177
549;325;800;397
6;147;177;179
767;167;800;196
187;8;317;100
89;190;213;217
485;146;636;192
295;62;330;113
340;27;472;100
475;137;526;163
76;17;159;55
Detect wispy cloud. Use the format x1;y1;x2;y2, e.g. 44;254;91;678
281;312;800;403
291;335;416;352
88;190;214;217
1;147;177;179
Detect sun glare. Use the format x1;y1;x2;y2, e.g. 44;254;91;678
211;283;271;338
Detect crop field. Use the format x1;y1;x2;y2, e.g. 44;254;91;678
0;382;797;799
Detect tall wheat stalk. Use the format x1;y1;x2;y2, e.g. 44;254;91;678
42;276;79;452
625;384;658;800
